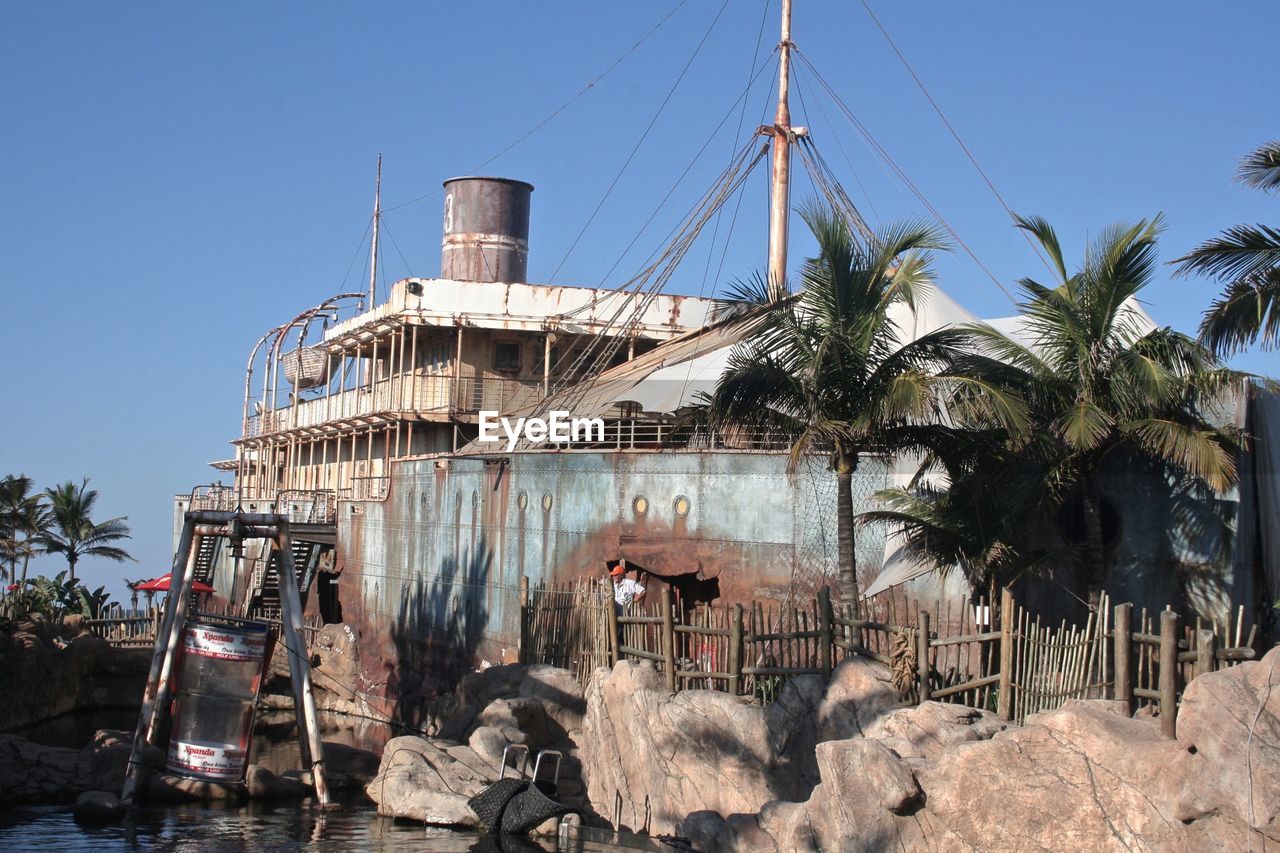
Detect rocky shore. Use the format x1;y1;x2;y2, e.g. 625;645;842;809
4;610;1276;851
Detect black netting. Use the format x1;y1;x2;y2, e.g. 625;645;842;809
467;778;527;832
498;782;571;834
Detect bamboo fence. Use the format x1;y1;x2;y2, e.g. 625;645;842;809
522;580;1263;737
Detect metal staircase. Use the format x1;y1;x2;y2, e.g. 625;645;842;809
248;539;322;621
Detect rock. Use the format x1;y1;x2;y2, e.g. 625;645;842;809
0;735;87;803
919;700;1233;851
0;631;149;730
581;661;799;836
477;697;551;749
365;735;492;826
73;790;126;822
763;675;824;796
679;810;730;853
468;724;525;770
320;742;381;790
864;700;1010;767
814;656;905;741
436;663;586;744
1177;645;1280;840
245;764;309;800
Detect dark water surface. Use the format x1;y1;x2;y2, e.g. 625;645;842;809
1;711;568;852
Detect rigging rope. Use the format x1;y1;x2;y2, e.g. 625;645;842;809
793;49;1019;307
382;1;690;213
854;0;1054;277
547;0;733;283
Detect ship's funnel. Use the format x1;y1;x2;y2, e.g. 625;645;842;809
440;176;533;283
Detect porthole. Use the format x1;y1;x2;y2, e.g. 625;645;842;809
633;495;649;516
673;495;690;517
517;490;529;511
542;493;554;511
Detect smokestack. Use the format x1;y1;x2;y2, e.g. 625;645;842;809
440;176;533;283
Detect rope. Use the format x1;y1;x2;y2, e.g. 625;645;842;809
382;1;690;214
890;626;918;698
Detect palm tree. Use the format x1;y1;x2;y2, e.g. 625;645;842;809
39;479;135;584
1173;141;1280;356
708;205;1024;608
0;475;51;584
967;215;1246;607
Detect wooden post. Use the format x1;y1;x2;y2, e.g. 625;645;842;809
1194;629;1216;680
606;589;619;666
121;520;196;803
818;586;833;680
1114;603;1133;714
1158;610;1179;739
728;603;744;695
518;575;530;664
661;586;676;692
917;610;931;703
275;522;331;806
997;588;1015;720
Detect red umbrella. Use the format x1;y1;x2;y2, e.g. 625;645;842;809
133;574;215;594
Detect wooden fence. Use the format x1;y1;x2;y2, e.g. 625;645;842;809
521;580;1263;736
85;605;323;651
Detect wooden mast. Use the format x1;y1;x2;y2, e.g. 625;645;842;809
766;0;794;302
368;154;382;308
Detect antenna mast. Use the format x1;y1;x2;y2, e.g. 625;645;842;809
368;154;382;307
766;0;797;302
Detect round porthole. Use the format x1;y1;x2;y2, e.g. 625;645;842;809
517;490;529;511
542;493;554;511
674;495;690;517
633;495;649;516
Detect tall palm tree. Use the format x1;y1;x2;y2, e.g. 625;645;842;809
0;475;51;584
708;205;1024;608
967;214;1246;607
1173;141;1280;356
39;479;135;584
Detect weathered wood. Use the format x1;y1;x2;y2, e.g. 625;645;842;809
728;603;744;696
661;587;676;692
1194;629;1216;680
518;575;530;663
1114;602;1133;713
997;588;1015;720
818;586;833;679
605;589;619;666
917;610;931;703
930;672;1002;700
1158;610;1179;739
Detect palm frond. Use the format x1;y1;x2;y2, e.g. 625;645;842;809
1120;418;1237;492
1198;267;1280;355
1237;141;1280;192
1172;224;1280;282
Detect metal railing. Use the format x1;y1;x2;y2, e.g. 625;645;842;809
277;489;338;524
245;375;560;437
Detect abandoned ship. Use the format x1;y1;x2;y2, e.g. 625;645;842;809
174;5;1278;721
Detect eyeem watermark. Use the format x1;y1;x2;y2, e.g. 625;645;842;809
477;411;605;451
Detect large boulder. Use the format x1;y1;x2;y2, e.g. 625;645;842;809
0;735;87;803
437;663;586;743
1177;645;1280;841
582;661;799;836
814;656;906;741
864;700;1010;767
0;626;149;731
365;735;493;827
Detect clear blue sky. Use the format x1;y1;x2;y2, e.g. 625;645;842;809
2;1;1276;602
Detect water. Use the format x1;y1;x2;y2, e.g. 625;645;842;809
0;711;558;852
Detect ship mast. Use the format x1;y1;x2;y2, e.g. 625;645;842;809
368;154;382;308
766;0;795;302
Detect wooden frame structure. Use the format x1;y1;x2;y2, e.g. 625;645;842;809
120;510;330;806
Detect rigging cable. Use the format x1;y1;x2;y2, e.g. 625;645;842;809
854;0;1053;277
382;1;690;213
794;49;1019;307
547;0;733;283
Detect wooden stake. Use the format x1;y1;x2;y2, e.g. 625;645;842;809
1114;603;1133;714
1158;610;1179;739
917;610;931;703
661;587;676;692
997;588;1014;720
